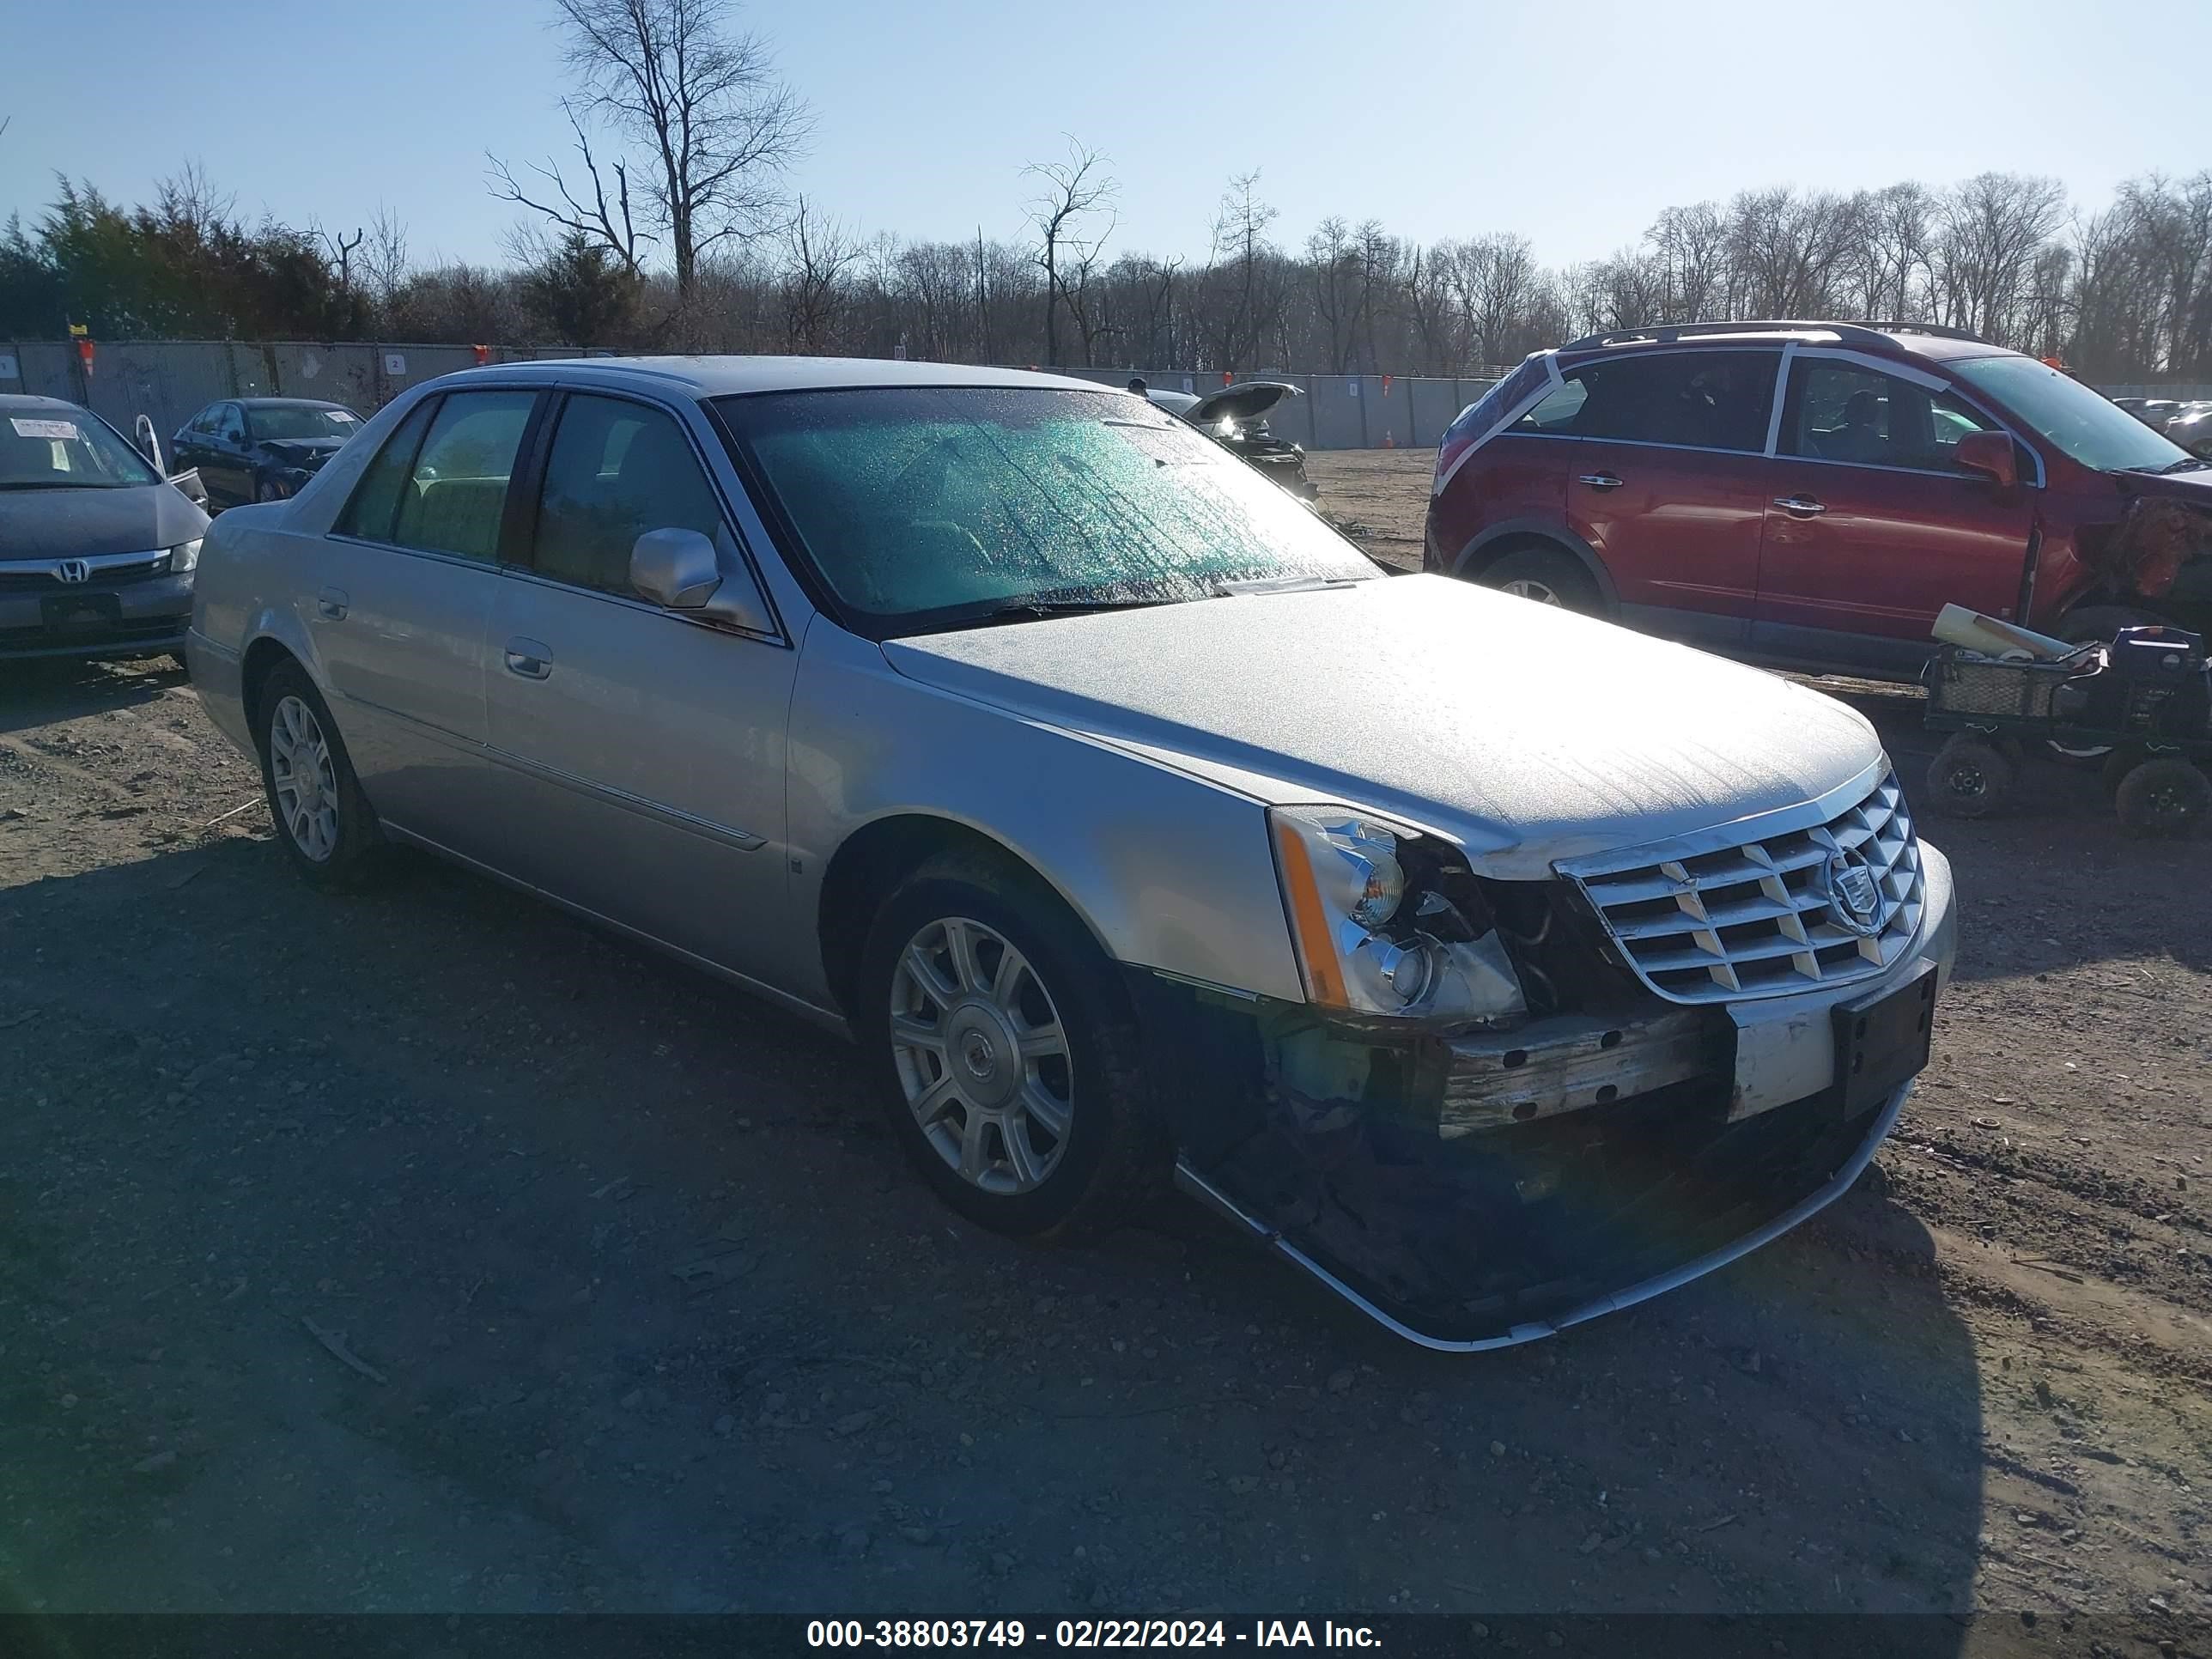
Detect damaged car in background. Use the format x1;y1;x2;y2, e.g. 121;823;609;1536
1141;379;1320;502
185;357;1954;1349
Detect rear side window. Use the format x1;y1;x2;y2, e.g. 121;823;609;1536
1784;361;1999;475
529;395;726;597
336;398;438;543
389;391;537;562
1540;349;1779;453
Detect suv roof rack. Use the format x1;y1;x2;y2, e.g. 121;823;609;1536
1561;319;1989;352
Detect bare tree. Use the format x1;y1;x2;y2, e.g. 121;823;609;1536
1646;202;1727;321
489;100;653;277
319;224;365;293
779;195;861;351
1934;172;2067;344
359;205;411;307
1199;171;1282;373
1023;137;1116;366
496;0;809;300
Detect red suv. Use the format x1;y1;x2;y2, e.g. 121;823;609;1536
1425;321;2212;675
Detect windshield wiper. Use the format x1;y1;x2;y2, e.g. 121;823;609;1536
1212;574;1364;597
2123;457;2210;476
961;597;1184;627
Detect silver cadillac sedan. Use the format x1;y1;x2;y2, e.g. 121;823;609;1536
186;357;1955;1349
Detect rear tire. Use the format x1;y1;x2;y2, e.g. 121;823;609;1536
2114;756;2211;839
252;659;386;888
1471;546;1601;613
858;851;1168;1242
1924;734;2014;818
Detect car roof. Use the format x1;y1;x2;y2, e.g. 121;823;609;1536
0;392;89;416
233;397;355;410
1556;320;2018;367
417;355;1115;400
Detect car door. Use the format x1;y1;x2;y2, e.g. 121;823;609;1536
479;389;799;990
1754;355;2036;675
310;386;543;854
172;404;216;482
1557;348;1781;652
205;404;253;505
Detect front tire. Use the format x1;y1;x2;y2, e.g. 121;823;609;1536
1924;733;2014;817
858;852;1167;1240
252;660;386;887
1472;545;1601;613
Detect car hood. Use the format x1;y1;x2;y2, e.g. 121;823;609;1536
0;481;210;560
1186;380;1300;428
881;575;1885;878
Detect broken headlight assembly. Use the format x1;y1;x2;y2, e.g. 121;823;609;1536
1269;805;1528;1030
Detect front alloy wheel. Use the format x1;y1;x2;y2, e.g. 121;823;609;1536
889;916;1073;1195
860;853;1167;1240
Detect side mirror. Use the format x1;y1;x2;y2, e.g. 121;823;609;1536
1954;430;2019;488
629;526;775;635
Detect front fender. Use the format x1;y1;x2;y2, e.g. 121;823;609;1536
787;622;1306;1009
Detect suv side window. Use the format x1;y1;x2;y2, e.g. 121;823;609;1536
529;394;726;597
1784;361;2001;475
336;398;439;543
389;391;538;562
1520;350;1778;453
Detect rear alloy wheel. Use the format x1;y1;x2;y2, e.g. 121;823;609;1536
1474;547;1601;613
860;854;1165;1240
2114;756;2211;839
253;661;385;887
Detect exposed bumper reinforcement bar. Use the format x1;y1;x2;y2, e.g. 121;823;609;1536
1174;1078;1915;1352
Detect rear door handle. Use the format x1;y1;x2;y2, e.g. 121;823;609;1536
504;637;552;680
316;586;349;620
1772;495;1827;517
1576;472;1624;491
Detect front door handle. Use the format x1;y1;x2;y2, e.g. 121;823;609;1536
1772;495;1828;517
1576;472;1624;490
504;637;552;680
316;586;349;620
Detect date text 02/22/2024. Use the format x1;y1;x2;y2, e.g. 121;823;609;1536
805;1621;1382;1649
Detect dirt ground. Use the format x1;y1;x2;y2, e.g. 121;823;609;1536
0;450;2204;1650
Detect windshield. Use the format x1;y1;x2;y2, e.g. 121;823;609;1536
1951;355;2196;474
0;406;158;489
247;404;362;441
715;386;1377;634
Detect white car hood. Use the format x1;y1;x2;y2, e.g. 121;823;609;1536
881;574;1886;878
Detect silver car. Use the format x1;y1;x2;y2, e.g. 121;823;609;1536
186;357;1956;1350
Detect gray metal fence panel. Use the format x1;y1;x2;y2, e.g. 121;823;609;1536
270;342;381;414
9;343;77;402
1408;378;1464;447
90;341;237;446
1307;376;1370;449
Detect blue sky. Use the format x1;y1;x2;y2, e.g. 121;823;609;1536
6;0;2210;271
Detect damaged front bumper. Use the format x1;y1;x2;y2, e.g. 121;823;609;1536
1152;845;1955;1350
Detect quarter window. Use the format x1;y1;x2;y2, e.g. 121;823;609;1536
1784;362;2000;475
335;398;438;544
1516;350;1778;453
388;391;537;562
529;395;726;597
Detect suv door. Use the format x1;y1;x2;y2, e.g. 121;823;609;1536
313;387;541;850
480;390;799;989
1756;356;2035;674
1555;348;1781;651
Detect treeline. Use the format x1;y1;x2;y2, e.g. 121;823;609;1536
9;164;2212;382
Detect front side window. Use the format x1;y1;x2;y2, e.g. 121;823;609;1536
0;406;158;490
714;386;1378;635
216;405;245;442
388;391;536;562
531;395;726;597
1952;353;2199;475
1784;362;2000;475
1520;349;1779;453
